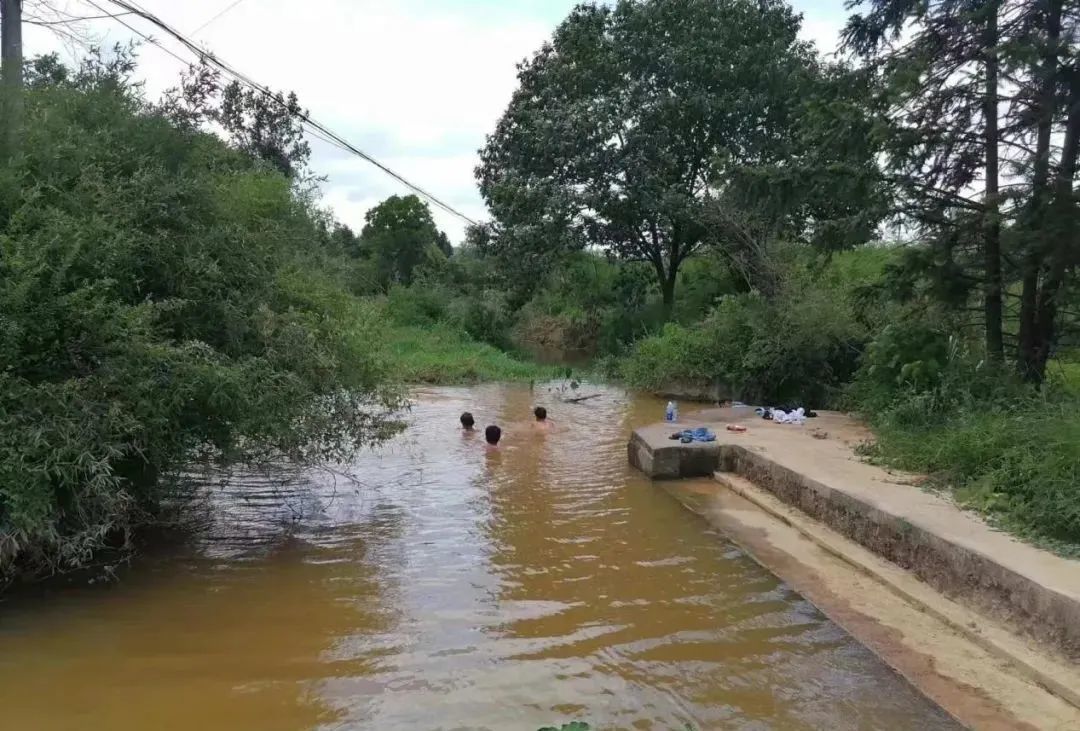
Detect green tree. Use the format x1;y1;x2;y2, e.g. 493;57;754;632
706;62;885;295
846;0;1080;382
217;80;310;179
360;194;447;287
845;0;1010;364
1012;0;1080;382
329;222;364;259
0;55;398;580
160;62;311;179
477;0;833;316
435;230;454;258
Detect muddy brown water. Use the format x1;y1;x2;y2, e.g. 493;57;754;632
0;384;960;730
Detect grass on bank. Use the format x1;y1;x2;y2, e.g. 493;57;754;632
853;351;1080;556
867;400;1080;556
383;325;559;384
1047;359;1080;396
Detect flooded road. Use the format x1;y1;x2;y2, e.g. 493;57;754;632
0;384;959;730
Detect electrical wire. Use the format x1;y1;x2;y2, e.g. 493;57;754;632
191;0;246;36
82;0;202;68
89;0;479;226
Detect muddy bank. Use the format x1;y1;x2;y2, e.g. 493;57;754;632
650;380;730;403
629;408;1080;669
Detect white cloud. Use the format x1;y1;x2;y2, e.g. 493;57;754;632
791;0;848;55
23;0;850;243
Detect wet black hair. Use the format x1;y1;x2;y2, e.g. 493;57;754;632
533;406;547;421
460;412;475;429
484;425;502;445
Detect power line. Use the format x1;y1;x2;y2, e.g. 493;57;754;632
116;0;477;225
85;1;376;199
82;0;198;68
84;0;339;152
90;0;479;227
191;0;245;36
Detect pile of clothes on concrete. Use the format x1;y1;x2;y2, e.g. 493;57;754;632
755;405;818;425
668;427;717;443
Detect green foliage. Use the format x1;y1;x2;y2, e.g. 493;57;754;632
844;0;1080;382
0;59;399;579
1047;358;1080;397
445;288;514;349
155;58;310;178
851;321;1080;547
515;253;659;356
672;254;743;324
383;324;554;384
360;194;450;288
861;322;952;392
477;0;872;308
538;724;590;731
386;284;449;327
384;255;515;350
864;392;1080;548
620;249;883;404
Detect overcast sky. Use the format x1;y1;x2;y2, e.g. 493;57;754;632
25;0;852;243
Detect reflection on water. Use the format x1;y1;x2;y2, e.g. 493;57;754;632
0;384;959;730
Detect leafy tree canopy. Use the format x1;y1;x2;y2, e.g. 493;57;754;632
477;0;881;310
360;194;451;287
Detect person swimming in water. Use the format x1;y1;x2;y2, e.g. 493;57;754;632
460;412;476;432
484;424;502;448
533;406;551;431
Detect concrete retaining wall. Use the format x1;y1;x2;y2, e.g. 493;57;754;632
628;414;1080;662
725;445;1080;661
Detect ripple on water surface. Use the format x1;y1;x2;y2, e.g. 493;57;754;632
0;383;960;730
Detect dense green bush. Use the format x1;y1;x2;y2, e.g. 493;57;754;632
620;249;884;405
623;291;861;404
383;323;553;384
385;279;514;349
514;254;659;356
445;288;514;349
0;68;398;577
386;282;451;326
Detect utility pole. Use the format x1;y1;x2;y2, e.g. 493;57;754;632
1;0;23;157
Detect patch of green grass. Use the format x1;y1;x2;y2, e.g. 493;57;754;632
384;325;558;384
867;397;1080;555
1047;359;1080;397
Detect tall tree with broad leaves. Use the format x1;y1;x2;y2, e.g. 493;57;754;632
360;194;448;287
478;0;848;316
708;61;886;295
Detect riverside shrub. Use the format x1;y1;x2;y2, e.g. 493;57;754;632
0;68;399;578
621;287;864;406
